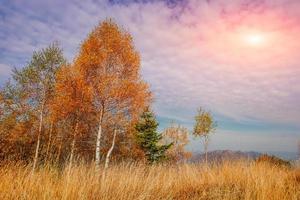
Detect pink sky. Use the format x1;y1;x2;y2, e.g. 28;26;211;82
0;0;299;154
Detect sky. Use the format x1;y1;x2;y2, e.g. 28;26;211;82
0;0;299;156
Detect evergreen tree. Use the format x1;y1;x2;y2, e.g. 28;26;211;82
135;108;172;164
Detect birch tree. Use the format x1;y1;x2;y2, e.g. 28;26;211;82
104;129;117;169
74;19;151;169
12;43;66;171
51;64;92;170
193;107;217;165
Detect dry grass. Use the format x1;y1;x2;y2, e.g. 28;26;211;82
0;161;299;200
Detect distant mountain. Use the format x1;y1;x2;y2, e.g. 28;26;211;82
265;151;299;161
190;150;300;163
190;150;261;163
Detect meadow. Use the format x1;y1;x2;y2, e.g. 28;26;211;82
0;161;299;200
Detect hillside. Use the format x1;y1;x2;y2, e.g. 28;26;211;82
190;150;262;163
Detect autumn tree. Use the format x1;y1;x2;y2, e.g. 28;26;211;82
12;43;66;171
193;107;217;164
0;81;35;162
74;19;150;169
163;123;191;163
135;108;172;164
50;64;93;169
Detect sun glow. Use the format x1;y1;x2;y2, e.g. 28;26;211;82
201;22;293;65
244;32;266;47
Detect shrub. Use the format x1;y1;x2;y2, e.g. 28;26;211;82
256;154;291;168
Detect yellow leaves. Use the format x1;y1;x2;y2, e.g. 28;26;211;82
193;107;217;137
163;124;191;162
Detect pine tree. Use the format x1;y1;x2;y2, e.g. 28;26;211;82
135;108;172;164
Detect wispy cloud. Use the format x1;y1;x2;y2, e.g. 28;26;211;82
0;63;11;78
0;0;300;152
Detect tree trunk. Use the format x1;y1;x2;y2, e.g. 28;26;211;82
45;122;53;162
204;136;209;165
56;120;66;165
68;121;79;175
104;129;117;169
95;108;104;169
32;101;45;172
56;140;62;165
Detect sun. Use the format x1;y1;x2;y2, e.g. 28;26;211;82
244;33;266;47
247;34;263;45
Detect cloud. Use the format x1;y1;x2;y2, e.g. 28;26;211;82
0;63;12;78
0;0;300;128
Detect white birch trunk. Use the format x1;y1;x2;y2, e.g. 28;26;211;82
32;101;45;172
104;129;117;169
68;121;79;176
45;122;53;162
95;108;104;169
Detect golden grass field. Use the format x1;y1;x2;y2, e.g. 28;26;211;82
0;161;299;200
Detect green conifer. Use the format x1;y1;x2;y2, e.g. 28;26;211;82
135;108;172;164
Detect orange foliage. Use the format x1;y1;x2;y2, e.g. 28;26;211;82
163;124;192;163
0;20;152;164
74;19;151;160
